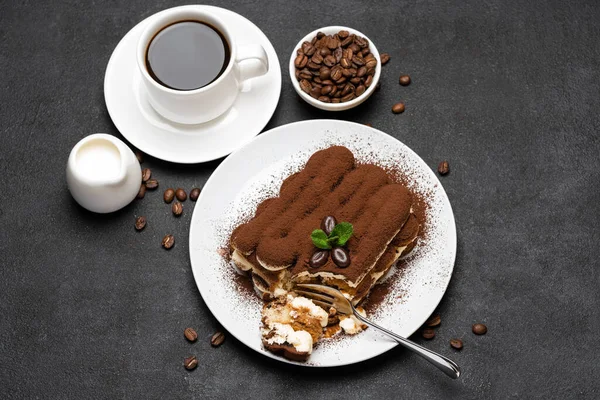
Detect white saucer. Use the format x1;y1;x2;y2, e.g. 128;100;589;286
104;5;281;163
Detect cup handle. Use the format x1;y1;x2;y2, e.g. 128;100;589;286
236;44;269;83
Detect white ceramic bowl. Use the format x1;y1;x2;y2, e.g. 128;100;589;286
289;26;381;111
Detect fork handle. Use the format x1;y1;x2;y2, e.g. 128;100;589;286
353;312;461;379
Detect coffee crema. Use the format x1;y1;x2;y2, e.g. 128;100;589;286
145;20;230;91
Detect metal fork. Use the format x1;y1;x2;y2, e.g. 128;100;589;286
295;284;461;379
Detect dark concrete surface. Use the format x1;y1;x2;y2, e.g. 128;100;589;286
1;0;599;398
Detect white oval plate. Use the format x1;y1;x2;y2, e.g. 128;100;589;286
189;120;456;367
104;5;281;163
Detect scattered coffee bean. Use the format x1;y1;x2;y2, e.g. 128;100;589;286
136;184;146;199
163;188;175;203
172;201;183;217
135;151;144;163
189;188;201;202
162;234;175;249
211;331;225;347
399;74;411;86
141;168;151;182
425;314;441;327
295;30;377;103
310;250;329;268
145;179;159;190
183;355;198;370
320;215;337;235
135;216;146;231
422;328;436;340
392;102;405;114
332;247;350;268
184;327;198;343
450;338;463;350
380;53;390;65
472;323;487;335
438;161;450;175
175;188;187;202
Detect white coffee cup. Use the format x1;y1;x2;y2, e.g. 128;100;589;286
137;7;269;124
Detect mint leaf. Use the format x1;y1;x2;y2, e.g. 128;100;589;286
326;235;339;245
329;222;353;246
311;229;331;249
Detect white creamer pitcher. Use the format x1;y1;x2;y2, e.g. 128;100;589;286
66;134;142;213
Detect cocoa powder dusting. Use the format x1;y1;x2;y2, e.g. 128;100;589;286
233;272;255;298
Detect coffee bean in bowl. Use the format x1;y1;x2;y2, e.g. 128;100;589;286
290;26;381;111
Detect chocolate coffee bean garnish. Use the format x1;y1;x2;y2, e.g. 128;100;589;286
145;179;159;190
175;188;187;201
295;30;377;103
135;216;146;231
392;102;405;114
320;215;337;235
331;247;350;268
399;74;411;86
311;220;353;266
136;184;146;199
172;201;183;217
189;188;201;201
211;331;225;347
183;355;198;370
141;168;151;182
163;188;175;203
450;339;463;350
162;234;175;249
472;323;487;335
184;327;198;343
310;250;329;268
438;161;450;175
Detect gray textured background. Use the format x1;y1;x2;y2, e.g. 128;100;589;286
1;0;599;398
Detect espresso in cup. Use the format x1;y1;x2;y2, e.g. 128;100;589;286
137;7;269;124
145;21;230;91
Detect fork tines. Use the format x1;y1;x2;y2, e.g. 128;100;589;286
295;284;343;311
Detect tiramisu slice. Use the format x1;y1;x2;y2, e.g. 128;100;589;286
230;146;420;304
228;146;422;361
